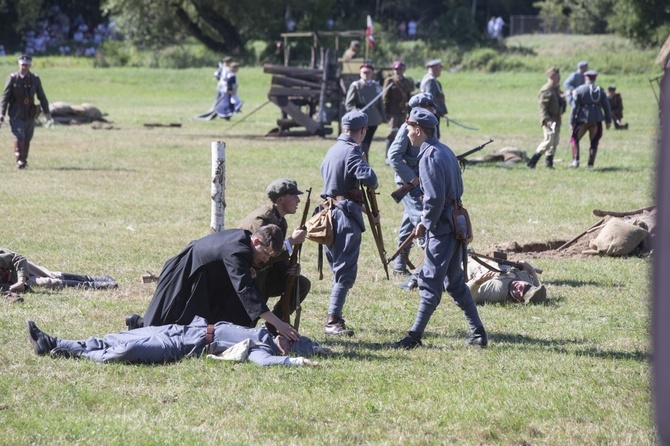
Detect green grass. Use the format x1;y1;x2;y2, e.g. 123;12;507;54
0;34;659;444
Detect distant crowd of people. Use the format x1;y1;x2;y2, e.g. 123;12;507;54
14;5;117;57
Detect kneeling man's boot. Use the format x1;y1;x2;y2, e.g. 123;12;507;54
526;153;542;169
545;155;554;169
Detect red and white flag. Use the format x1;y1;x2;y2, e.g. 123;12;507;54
366;15;375;47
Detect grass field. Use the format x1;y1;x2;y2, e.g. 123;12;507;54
0;34;661;444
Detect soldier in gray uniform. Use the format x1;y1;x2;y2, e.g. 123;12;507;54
420;59;448;136
563;60;588;107
345;64;385;159
0;55;52;169
387;93;435;279
527;67;566;169
569;70;612;168
238;178;310;329
392;108;487;349
27;316;331;367
319;111;378;336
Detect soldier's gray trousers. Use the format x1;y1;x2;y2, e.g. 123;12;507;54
325;200;364;316
410;231;484;335
395;185;423;271
9;118;35;146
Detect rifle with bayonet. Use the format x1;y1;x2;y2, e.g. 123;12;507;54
361;184;390;280
279;187;312;328
468;250;543;274
390;139;494;203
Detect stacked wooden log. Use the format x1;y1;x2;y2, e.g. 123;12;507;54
264;50;342;136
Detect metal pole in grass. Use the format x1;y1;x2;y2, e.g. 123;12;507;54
211;141;226;232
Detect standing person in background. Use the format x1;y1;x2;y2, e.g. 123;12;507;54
607;86;628;130
382;60;414;164
212;56;233;105
527;67;566;169
391;107;487;350
319;111;378;336
569;70;612;168
420;59;447;137
563;61;588;107
407;20;417;40
215;62;243;120
0;55;51;169
493;16;505;40
345;64;385;161
342;40;360;60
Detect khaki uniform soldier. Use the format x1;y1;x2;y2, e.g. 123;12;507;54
528;67;566;169
0;55;51;169
238;179;311;331
382;60;414;162
420;59;447;136
607;86;628;130
342;40;360;60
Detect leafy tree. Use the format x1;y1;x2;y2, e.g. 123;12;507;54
102;0;341;54
607;0;670;47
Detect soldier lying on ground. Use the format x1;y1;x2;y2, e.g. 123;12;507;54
27;316;332;367
466;258;546;304
1;246;118;294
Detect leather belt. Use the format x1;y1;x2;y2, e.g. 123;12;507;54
205;324;215;345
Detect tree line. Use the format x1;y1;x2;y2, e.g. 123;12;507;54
0;0;667;56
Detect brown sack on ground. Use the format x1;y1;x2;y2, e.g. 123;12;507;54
587;218;649;256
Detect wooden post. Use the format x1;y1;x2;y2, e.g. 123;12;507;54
210;141;226;232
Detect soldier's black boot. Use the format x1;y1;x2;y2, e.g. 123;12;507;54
26;320;57;355
526;153;542;169
391;331;422;349
545;155;554;169
465;326;488;348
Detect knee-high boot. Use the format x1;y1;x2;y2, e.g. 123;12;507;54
526;153;542;168
22;141;30;165
588;146;598;167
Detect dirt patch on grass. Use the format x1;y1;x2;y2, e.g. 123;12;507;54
490;209;655;261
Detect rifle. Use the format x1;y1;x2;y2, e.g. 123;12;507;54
385;229;416;270
468;250;543;274
457;138;493;170
361;184;390;280
390;139;494;203
279;187;312;328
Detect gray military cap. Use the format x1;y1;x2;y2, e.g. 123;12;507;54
342;110;368;130
577;61;588;69
426;59;442;68
18;55;32;65
584;70;598;78
409;93;434;108
407;107;438;128
266;178;303;201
